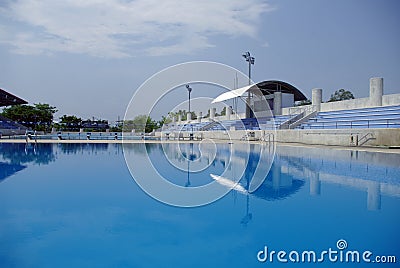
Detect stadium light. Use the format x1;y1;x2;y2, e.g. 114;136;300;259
242;51;255;118
186;84;192;114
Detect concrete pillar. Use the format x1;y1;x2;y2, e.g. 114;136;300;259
178;114;182;123
370;77;383;107
210;108;216;120
187;112;192;121
273;92;282;115
80;128;84;133
198;112;202;123
226;106;232;120
312;88;322;111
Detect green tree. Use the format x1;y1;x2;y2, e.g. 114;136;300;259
132;115;147;133
204;109;210;118
34;103;58;124
220;107;226;116
123;115;155;133
121;120;135;132
168;110;198;121
328;89;355;102
295;99;312;106
59;115;82;131
158;115;172;128
1;103;57;131
145;116;157;133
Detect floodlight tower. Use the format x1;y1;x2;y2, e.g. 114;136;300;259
186;84;192;114
242;51;255;118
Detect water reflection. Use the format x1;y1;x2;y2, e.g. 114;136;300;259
0;142;398;212
0;143;55;165
0;143;122;183
0;162;26;183
171;143;399;213
0;143;55;183
57;143;109;154
276;146;400;211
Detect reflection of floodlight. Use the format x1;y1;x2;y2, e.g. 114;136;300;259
241;195;252;226
185;143;194;187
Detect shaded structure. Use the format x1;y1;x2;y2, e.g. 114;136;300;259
0;89;29;135
255;80;307;102
0;88;28;107
212;80;307;117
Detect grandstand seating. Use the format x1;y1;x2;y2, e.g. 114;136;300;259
0;115;27;130
163;114;294;132
162;105;400;132
298;105;400;129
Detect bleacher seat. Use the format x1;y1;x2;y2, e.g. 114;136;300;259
0;115;27;130
298;105;400;129
162;114;296;132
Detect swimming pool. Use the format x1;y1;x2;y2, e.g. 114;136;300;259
0;142;399;267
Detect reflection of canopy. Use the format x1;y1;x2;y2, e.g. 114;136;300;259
212;80;307;103
253;178;305;201
0;162;26;183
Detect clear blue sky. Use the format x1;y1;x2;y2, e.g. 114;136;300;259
0;0;399;122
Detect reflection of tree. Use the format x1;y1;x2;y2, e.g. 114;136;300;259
58;143;109;154
0;143;56;165
122;143;158;156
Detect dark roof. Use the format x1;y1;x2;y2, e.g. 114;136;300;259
0;88;28;107
254;80;307;101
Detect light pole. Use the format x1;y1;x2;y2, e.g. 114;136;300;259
186;84;193;139
242;51;255;118
186;84;192;115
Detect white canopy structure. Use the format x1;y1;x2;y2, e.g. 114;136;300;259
211;84;257;104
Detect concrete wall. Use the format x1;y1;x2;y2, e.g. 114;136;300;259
283;97;372;114
160;128;400;147
282;93;295;108
320;97;371;112
267;128;400;147
382;93;400;106
282;94;400;115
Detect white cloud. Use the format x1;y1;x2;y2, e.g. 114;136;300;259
0;0;273;58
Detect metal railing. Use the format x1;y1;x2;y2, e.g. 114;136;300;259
301;118;400;129
280;105;317;129
261;133;275;143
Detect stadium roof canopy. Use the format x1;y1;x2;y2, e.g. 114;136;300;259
256;80;307;101
0;88;28;107
212;80;307;103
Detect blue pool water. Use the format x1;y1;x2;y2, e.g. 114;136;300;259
0;142;399;267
